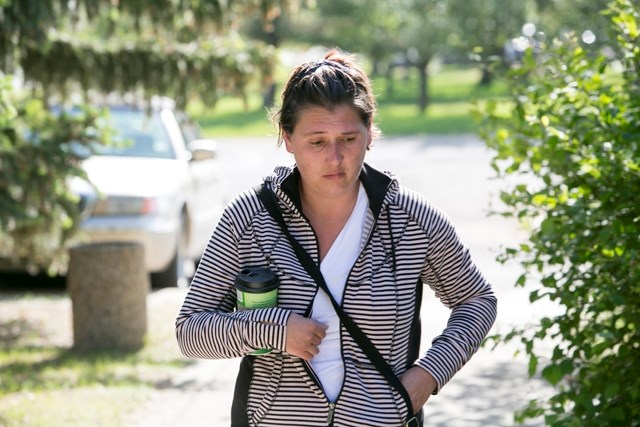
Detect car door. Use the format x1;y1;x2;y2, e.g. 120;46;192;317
174;111;225;260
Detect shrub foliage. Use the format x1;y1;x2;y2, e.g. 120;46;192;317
478;0;639;425
0;81;111;273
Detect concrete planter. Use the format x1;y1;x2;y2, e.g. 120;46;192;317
67;242;148;351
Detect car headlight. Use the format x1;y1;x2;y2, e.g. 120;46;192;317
93;196;157;216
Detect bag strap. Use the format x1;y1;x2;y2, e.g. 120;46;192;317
255;183;417;423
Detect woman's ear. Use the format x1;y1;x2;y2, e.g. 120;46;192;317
284;132;294;153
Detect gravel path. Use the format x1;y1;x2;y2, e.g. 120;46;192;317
124;288;239;427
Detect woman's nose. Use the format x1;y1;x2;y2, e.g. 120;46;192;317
327;141;343;163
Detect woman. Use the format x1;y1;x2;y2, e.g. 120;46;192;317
176;49;497;426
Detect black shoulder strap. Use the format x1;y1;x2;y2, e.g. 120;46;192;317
255;183;418;424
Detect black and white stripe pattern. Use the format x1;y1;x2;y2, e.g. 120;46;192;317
176;163;497;426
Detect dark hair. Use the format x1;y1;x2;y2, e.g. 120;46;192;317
271;49;381;146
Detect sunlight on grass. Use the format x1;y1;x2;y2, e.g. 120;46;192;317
0;386;149;427
190;65;508;138
0;292;192;427
378;102;477;135
189;96;276;138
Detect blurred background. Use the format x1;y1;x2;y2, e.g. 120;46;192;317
1;1;638;426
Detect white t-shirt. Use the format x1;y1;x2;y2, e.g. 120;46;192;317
310;183;369;402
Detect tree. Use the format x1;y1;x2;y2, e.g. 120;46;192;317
0;0;286;273
287;0;402;77
531;0;612;46
478;0;639;425
395;0;451;112
446;0;528;85
286;0;451;112
1;0;286;108
446;0;613;87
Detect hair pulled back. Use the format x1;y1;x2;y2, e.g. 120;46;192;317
271;49;381;146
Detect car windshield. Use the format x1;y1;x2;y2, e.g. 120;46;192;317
95;108;176;159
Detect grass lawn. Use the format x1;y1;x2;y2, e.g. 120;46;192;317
190;65;508;138
0;291;188;427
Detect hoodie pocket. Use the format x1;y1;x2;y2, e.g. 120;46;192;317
247;353;284;424
338;358;409;426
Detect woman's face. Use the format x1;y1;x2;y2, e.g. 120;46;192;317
284;104;371;199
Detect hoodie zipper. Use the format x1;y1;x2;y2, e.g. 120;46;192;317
327;402;336;425
272;179;393;426
275;187;339;425
301;360;341;426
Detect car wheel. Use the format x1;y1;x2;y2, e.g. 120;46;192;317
151;213;187;288
151;249;181;288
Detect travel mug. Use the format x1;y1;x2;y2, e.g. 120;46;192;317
234;267;279;355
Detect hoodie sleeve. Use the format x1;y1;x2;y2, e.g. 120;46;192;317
175;189;292;359
415;203;498;393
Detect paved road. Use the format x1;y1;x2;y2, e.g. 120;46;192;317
128;134;557;427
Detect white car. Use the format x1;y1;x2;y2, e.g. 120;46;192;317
70;100;226;288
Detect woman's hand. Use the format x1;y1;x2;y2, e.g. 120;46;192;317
400;366;438;414
285;313;328;360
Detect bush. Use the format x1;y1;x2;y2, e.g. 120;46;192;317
0;77;111;274
477;0;639;425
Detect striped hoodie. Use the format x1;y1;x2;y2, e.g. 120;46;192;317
175;163;497;426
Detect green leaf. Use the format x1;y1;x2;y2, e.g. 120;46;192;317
528;354;538;377
529;289;541;302
542;364;564;386
540;217;557;236
604;382;620;399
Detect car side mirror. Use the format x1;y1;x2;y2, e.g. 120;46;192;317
187;139;217;161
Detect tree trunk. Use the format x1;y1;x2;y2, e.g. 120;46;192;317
479;64;494;86
262;79;277;109
261;16;280;109
417;62;430;112
385;67;395;99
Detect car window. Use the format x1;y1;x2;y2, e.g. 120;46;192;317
95;109;176;159
175;111;202;145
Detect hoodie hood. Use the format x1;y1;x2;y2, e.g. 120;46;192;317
263;163;399;220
